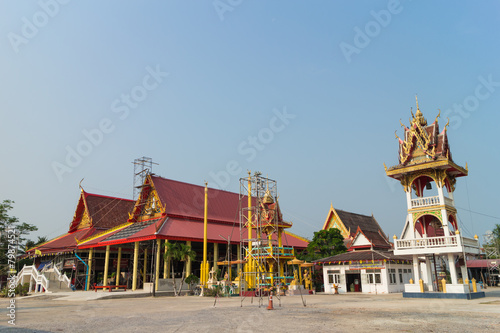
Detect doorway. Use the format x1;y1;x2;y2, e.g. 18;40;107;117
346;272;362;292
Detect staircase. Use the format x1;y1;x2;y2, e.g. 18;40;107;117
16;266;49;293
16;264;72;293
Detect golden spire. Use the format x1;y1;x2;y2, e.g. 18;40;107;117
413;95;427;126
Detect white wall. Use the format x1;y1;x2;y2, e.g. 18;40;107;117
322;263;413;294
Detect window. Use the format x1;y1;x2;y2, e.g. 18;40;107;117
368;270;381;284
327;270;340;284
398;268;403;283
389;268;397;284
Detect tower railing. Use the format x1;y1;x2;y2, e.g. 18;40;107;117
395;235;458;249
410;195;453;209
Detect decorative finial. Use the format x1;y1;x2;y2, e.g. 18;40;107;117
79;178;85;192
393;235;397;239
465;162;468;171
435;109;441;123
383;162;387;171
415;95;419;111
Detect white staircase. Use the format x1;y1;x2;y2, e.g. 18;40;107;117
16;265;49;293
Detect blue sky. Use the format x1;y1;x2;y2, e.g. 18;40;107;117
1;0;499;244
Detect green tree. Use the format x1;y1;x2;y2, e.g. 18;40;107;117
486;224;500;259
0;200;38;275
298;228;347;262
164;242;196;296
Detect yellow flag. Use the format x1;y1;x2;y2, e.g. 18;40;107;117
35;249;42;255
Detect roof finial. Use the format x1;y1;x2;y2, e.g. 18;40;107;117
415;94;419;111
79;178;85;192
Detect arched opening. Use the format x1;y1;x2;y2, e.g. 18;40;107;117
411;175;438;198
414;214;444;237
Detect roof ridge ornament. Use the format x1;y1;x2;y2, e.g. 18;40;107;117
435;109;441;123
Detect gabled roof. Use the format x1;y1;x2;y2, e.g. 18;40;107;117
314;249;412;264
25;228;92;257
26;190;134;257
77;175;308;249
385;103;468;179
151;175;243;223
347;227;392;251
69;190;135;232
323;205;387;239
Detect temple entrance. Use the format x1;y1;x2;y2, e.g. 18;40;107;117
346;271;362;292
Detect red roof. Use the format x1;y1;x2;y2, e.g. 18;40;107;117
69;191;134;232
77;176;308;249
466;259;499;269
26;228;93;256
79;217;308;249
152;176;243;223
27;191;134;257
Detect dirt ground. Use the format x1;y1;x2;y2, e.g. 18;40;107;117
1;288;499;333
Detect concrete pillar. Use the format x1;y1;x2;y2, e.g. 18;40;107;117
424;257;434;291
406;189;413;211
437;185;450;236
116;247;122;288
186;241;192;276
143;247;148;284
103;245;110;290
460;265;468;282
213;242;219;271
412;255;420;283
155;239;161;291
132;242;139;291
448;253;458;284
86;248;93;291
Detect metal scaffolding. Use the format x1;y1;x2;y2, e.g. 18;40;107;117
239;172;294;307
132;157;158;200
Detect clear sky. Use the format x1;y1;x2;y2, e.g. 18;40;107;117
1;0;499;244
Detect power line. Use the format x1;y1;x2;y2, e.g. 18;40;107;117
455;206;500;221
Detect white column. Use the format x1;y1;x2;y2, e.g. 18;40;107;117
412;255;420;282
406;190;413;210
460;265;468;283
447;253;458;284
437;185;450;235
424;257;434;291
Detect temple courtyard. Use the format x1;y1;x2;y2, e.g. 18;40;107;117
1;287;499;332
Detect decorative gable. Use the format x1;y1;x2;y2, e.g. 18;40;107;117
69;190;91;232
322;204;350;239
350;231;371;247
130;175;165;222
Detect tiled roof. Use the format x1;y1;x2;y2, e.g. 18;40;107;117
336;209;385;237
69;191;134;232
315;250;412;263
26;228;93;256
85;193;134;230
152;176;244;223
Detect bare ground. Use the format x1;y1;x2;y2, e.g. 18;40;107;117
1;289;499;333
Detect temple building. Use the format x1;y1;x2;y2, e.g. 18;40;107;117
23;191;134;291
322;205;391;250
317;206;412;294
22;174;308;292
385;98;483;299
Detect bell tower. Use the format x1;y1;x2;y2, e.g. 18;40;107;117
385;98;482;297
